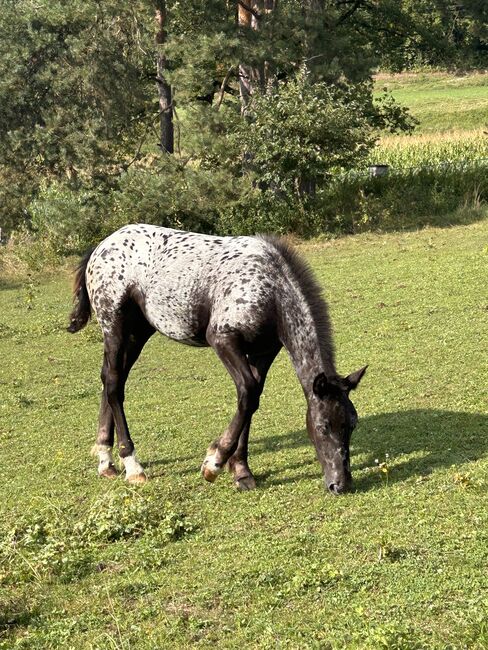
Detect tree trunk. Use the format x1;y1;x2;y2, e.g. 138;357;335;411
237;1;256;114
298;0;323;197
237;1;275;113
155;1;174;154
298;177;316;197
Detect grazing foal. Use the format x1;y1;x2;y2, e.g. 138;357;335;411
68;225;366;494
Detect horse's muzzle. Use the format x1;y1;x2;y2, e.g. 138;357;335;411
326;475;353;495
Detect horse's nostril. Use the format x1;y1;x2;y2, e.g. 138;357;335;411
328;482;350;495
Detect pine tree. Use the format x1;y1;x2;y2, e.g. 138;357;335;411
0;0;485;236
155;0;174;153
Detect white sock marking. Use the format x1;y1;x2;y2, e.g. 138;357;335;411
123;454;145;478
203;453;223;475
94;444;115;474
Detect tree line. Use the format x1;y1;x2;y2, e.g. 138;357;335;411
0;0;486;246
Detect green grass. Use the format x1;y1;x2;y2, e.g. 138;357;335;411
1;220;488;648
375;71;488;134
365;72;488;221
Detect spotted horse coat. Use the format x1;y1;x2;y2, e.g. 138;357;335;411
68;224;367;494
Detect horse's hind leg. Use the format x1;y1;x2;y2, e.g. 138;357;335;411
227;421;254;490
228;348;280;491
95;304;154;482
93;360;117;478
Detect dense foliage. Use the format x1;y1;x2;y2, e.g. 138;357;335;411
0;0;486;246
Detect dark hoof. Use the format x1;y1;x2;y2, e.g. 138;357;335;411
99;465;118;479
235;474;256;491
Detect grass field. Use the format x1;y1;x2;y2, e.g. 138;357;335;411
1;219;487;648
371;72;488;174
375;72;488;134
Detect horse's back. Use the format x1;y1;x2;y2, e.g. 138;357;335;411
86;224;281;344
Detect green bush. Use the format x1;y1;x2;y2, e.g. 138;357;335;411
233;77;375;197
108;157;243;235
4;156;486;274
29;182;109;255
316;163;488;233
0;229;62;277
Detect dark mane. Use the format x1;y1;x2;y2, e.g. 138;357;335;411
258;235;336;372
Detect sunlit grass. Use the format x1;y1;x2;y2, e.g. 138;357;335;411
375;71;488;134
1;219;488;648
371;71;488;175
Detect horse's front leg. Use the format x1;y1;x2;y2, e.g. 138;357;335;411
202;332;260;483
227;347;281;490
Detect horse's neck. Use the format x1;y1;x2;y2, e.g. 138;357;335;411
277;284;336;396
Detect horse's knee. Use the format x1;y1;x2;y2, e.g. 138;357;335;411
238;381;260;414
104;370;119;405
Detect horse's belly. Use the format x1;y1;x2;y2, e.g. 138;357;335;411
143;291;207;344
144;305;196;341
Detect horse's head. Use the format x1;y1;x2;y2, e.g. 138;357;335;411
306;366;367;495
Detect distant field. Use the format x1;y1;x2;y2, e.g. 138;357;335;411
368;128;487;169
1;220;488;648
375;71;488;134
371;71;488;184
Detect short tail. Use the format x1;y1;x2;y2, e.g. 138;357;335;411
67;248;95;333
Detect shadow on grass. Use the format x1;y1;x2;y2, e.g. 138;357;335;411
373;204;488;234
0;277;24;291
144;410;487;491
250;409;488;491
0;601;40;635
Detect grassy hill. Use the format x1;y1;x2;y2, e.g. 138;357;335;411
371;71;488;170
1;219;487;648
375;71;488;134
364;72;488;229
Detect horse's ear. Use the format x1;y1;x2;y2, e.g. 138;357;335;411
345;365;368;391
313;373;331;399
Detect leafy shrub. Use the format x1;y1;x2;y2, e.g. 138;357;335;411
0;168;38;235
29;182;109;255
230;74;413;201
217;190;312;236
315;162;488;233
3;128;486;270
0;488;194;584
237;80;374;195
0;228;62;277
108;156;243;235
